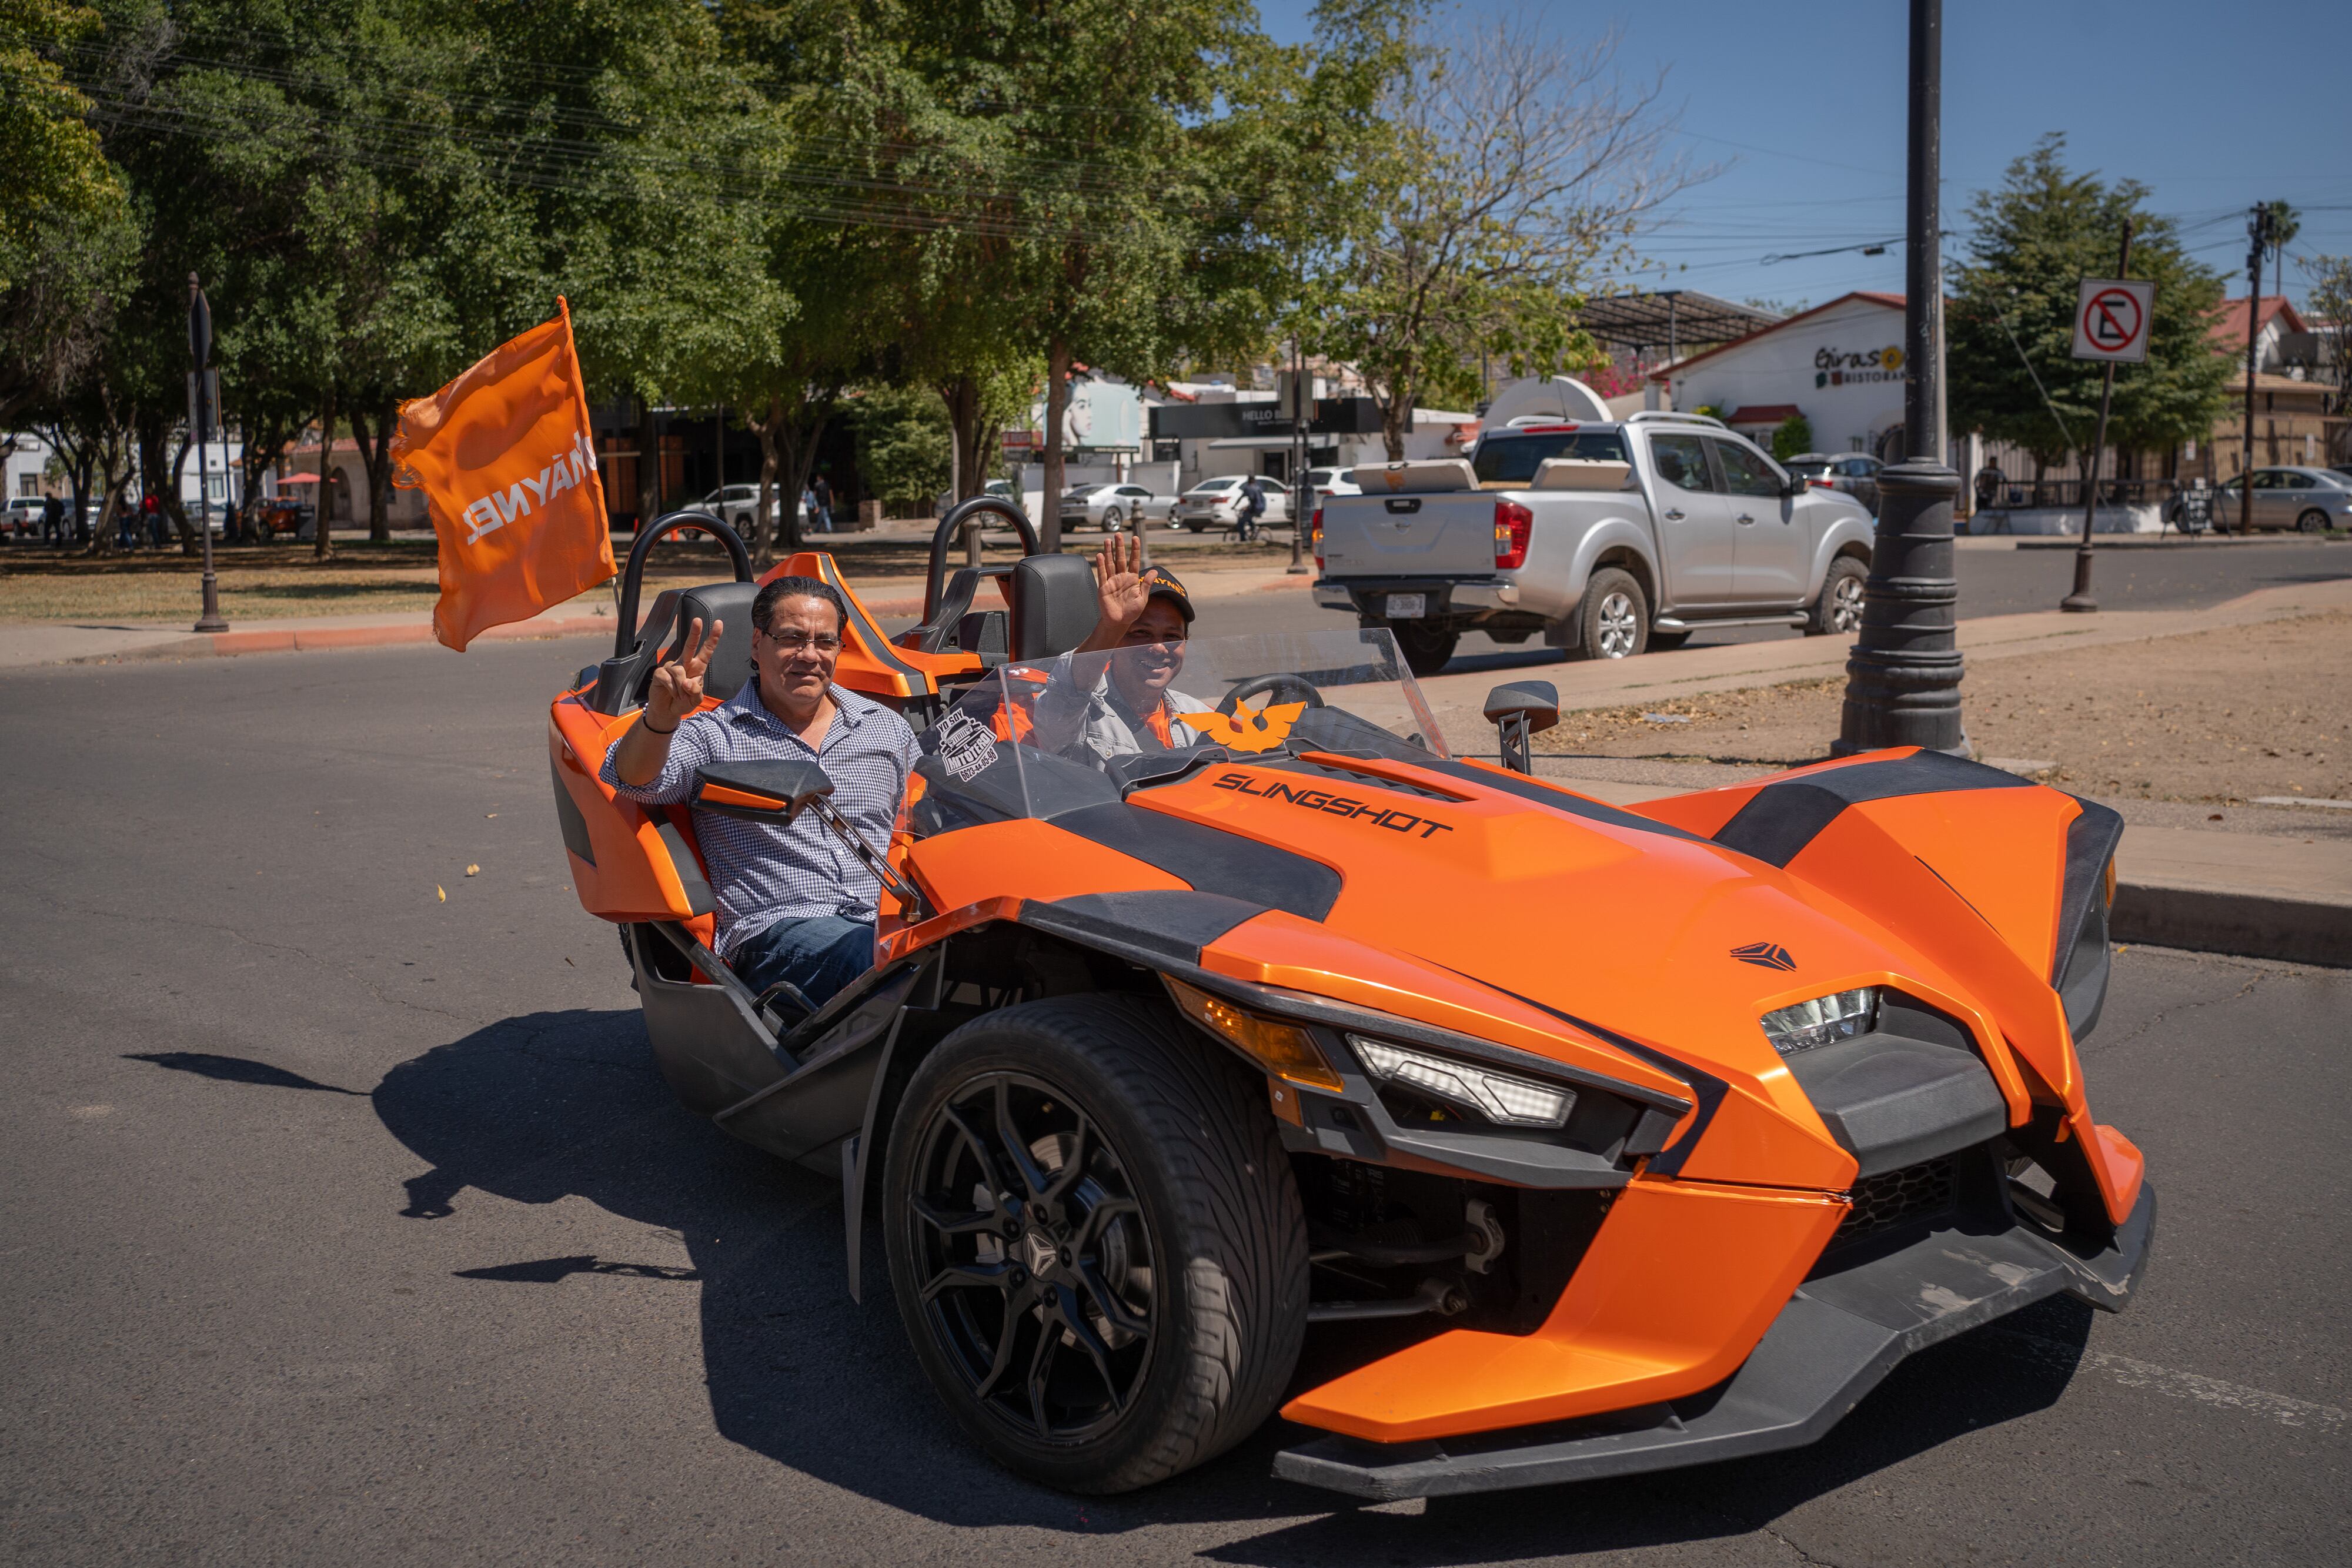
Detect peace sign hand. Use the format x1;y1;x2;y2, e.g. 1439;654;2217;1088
646;616;723;730
1091;532;1150;638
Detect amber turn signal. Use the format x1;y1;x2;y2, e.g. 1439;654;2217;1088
1167;978;1345;1092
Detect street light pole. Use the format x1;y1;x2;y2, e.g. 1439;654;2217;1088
1835;0;1965;756
2238;205;2270;534
2062;220;2132;613
188;273;229;634
1288;337;1310;574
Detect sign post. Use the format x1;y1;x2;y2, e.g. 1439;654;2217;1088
187;273;229;633
2060;233;2149;612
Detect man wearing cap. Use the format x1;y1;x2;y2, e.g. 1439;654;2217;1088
1026;534;1216;766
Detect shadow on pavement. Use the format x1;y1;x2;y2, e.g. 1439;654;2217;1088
356;1007;2094;1552
124;1050;368;1095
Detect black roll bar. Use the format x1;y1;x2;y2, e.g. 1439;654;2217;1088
614;510;753;658
923;497;1041;621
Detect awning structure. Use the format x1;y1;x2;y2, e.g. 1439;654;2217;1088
1578;291;1785;357
274;472;323;484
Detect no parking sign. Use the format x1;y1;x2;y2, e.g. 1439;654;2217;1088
2072;278;2156;363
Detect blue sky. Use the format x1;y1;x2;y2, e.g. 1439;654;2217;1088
1256;0;2352;316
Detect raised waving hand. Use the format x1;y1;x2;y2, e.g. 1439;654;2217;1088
1085;533;1150;647
646;616;723;731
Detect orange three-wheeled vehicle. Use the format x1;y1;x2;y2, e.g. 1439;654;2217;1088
546;502;2153;1497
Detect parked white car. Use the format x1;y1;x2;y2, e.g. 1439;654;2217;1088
1058;483;1174;531
699;484;807;534
2;496;47;540
1171;476;1291;533
1305;467;1361;501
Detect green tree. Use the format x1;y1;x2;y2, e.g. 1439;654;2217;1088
1302;15;1702;459
1770;413;1813;462
0;0;135;427
847;384;951;514
2301;253;2351;464
2263;199;2300;301
1947;135;2230;477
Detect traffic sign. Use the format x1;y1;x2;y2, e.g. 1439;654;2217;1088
2072;277;2156;363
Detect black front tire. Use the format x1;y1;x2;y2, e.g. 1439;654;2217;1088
2297;509;2328;534
1646;630;1692;651
883;994;1307;1494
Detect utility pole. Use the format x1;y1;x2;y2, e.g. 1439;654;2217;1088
187;274;229;633
1836;0;1965;757
2239;204;2272;534
1288;338;1311;574
2062;220;2133;613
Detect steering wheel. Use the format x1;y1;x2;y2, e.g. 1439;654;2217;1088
1217;673;1325;716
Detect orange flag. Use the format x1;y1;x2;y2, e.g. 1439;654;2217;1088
392;299;616;651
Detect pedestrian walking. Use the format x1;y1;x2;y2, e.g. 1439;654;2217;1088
810;472;834;534
41;493;63;546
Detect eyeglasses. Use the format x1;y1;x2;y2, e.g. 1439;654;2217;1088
759;630;843;652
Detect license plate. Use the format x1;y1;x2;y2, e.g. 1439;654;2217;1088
1385;593;1427;619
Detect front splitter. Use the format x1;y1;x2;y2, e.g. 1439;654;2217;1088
1273;1184;2156;1499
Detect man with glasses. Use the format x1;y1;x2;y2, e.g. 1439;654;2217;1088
603;574;921;1014
1027;534;1217;767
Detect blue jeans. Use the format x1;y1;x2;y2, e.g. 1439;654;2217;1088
731;914;874;1016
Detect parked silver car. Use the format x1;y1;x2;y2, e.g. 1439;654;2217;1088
2210;466;2352;533
1782;452;1883;515
1312;413;1876;674
1058;482;1174;531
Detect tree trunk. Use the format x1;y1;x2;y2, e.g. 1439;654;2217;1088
313;391;338;560
938;375;984;503
634;394;661;530
1379;383;1412;464
135;410;193;549
751;395;783;567
1042;338;1071;551
348;400;397;541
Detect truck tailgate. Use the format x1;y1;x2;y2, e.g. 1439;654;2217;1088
1321;496;1496;576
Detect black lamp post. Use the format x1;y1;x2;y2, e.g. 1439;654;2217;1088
1835;0;1966;757
188;274;229;634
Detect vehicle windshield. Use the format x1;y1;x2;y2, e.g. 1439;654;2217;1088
906;627;1450;831
1472;430;1631;484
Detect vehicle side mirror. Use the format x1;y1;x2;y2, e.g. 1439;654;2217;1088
1781;470;1808;497
1483;681;1559;775
694;758;835;822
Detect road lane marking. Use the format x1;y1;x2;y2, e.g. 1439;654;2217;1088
1988;1329;2346;1433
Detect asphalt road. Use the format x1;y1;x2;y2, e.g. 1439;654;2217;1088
1161;537;2352;656
4;639;2347;1567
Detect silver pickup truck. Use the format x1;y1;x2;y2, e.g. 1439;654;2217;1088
1311;413;1877;674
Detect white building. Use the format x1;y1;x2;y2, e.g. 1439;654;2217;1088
1649;292;1913;460
2;431;245;510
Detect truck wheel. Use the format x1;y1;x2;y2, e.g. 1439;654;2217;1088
883;994;1307;1494
1575;569;1647;660
1388;621;1459;677
1808;556;1867;636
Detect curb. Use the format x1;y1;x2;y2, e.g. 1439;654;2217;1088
71;614;613;664
2112;881;2351;969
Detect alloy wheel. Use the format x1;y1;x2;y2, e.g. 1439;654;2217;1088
906;1072;1156;1445
1597;591;1639;658
1830;572;1866;631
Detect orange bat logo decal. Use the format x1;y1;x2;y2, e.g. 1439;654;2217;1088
1176;700;1307;753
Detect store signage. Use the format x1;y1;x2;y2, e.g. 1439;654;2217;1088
1148;396;1385;441
1813;345;1905;387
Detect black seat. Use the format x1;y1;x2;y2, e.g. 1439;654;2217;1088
660;582;759;702
593;580;759;713
1006;553;1100;661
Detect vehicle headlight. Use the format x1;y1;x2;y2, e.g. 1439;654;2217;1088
1761;988;1877;1055
1348;1035;1576;1128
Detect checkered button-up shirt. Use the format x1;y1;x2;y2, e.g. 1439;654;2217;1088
601;679;922;958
